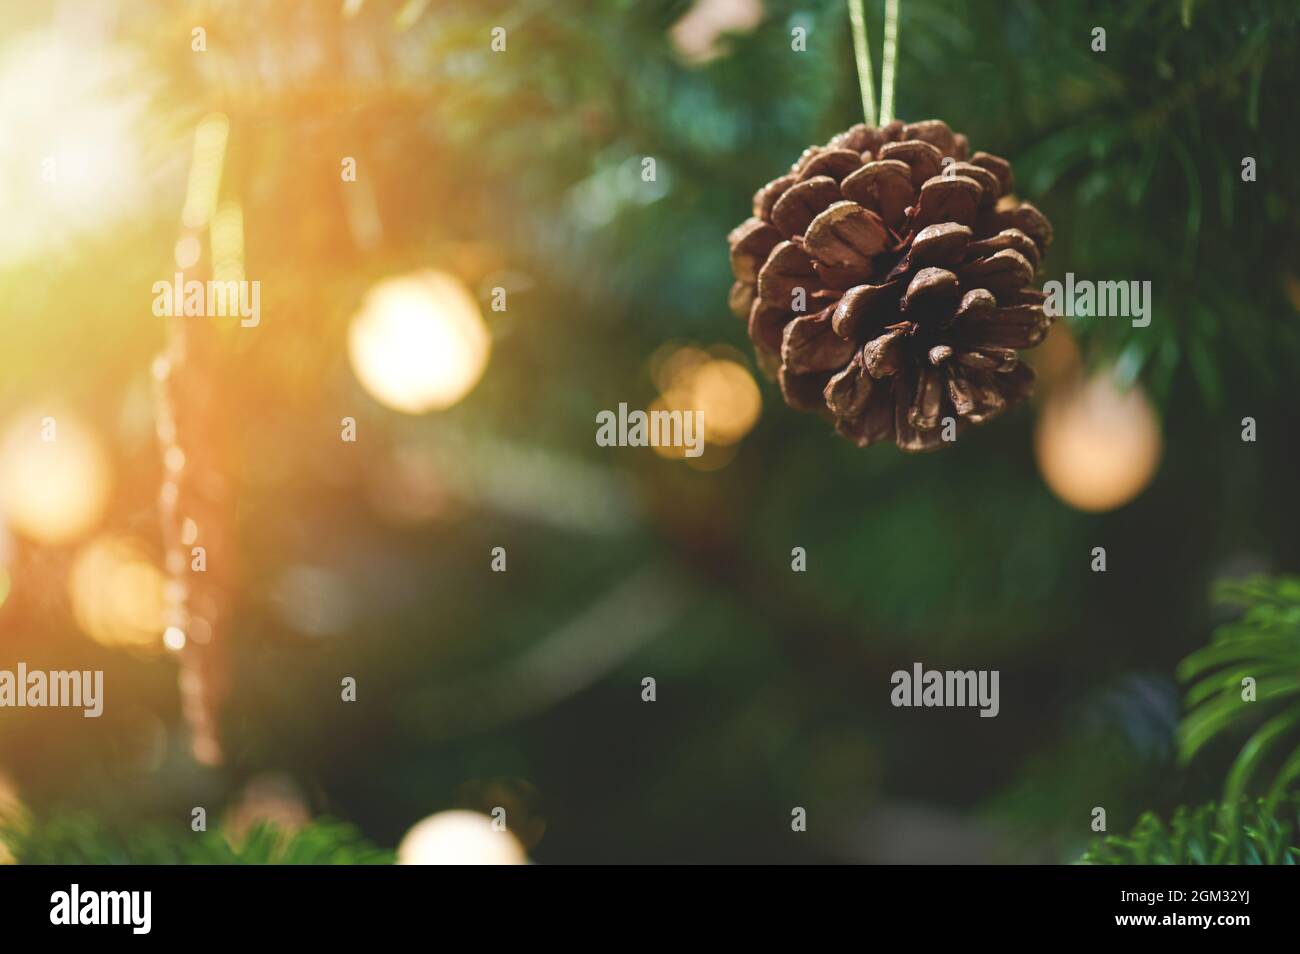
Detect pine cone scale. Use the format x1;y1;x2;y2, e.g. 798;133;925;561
781;307;856;374
771;176;842;237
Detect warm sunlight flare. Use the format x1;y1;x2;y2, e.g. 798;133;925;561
0;27;144;265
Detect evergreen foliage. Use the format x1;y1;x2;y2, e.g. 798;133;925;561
1179;576;1300;810
0;814;392;865
1080;797;1300;865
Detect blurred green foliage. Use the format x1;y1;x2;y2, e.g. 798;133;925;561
0;815;391;865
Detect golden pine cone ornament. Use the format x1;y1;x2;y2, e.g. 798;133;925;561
727;119;1053;452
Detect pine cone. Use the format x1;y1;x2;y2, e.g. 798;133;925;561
727;119;1053;452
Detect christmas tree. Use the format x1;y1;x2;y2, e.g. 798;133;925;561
0;0;1298;868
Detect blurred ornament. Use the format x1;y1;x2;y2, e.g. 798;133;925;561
397;810;527;865
68;535;166;650
0;410;110;545
1034;371;1161;512
348;270;491;414
671;0;764;64
226;772;311;840
728;119;1053;451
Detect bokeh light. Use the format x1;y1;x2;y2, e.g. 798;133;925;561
649;346;762;465
0;410;111;545
688;358;762;445
348;270;491;414
397;810;527;865
1035;372;1162;512
68;535;166;650
162;626;186;651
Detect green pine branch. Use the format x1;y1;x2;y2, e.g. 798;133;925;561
0;812;393;865
1079;796;1300;865
1177;575;1300;809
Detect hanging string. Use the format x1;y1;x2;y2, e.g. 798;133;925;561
879;0;901;125
846;0;876;127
